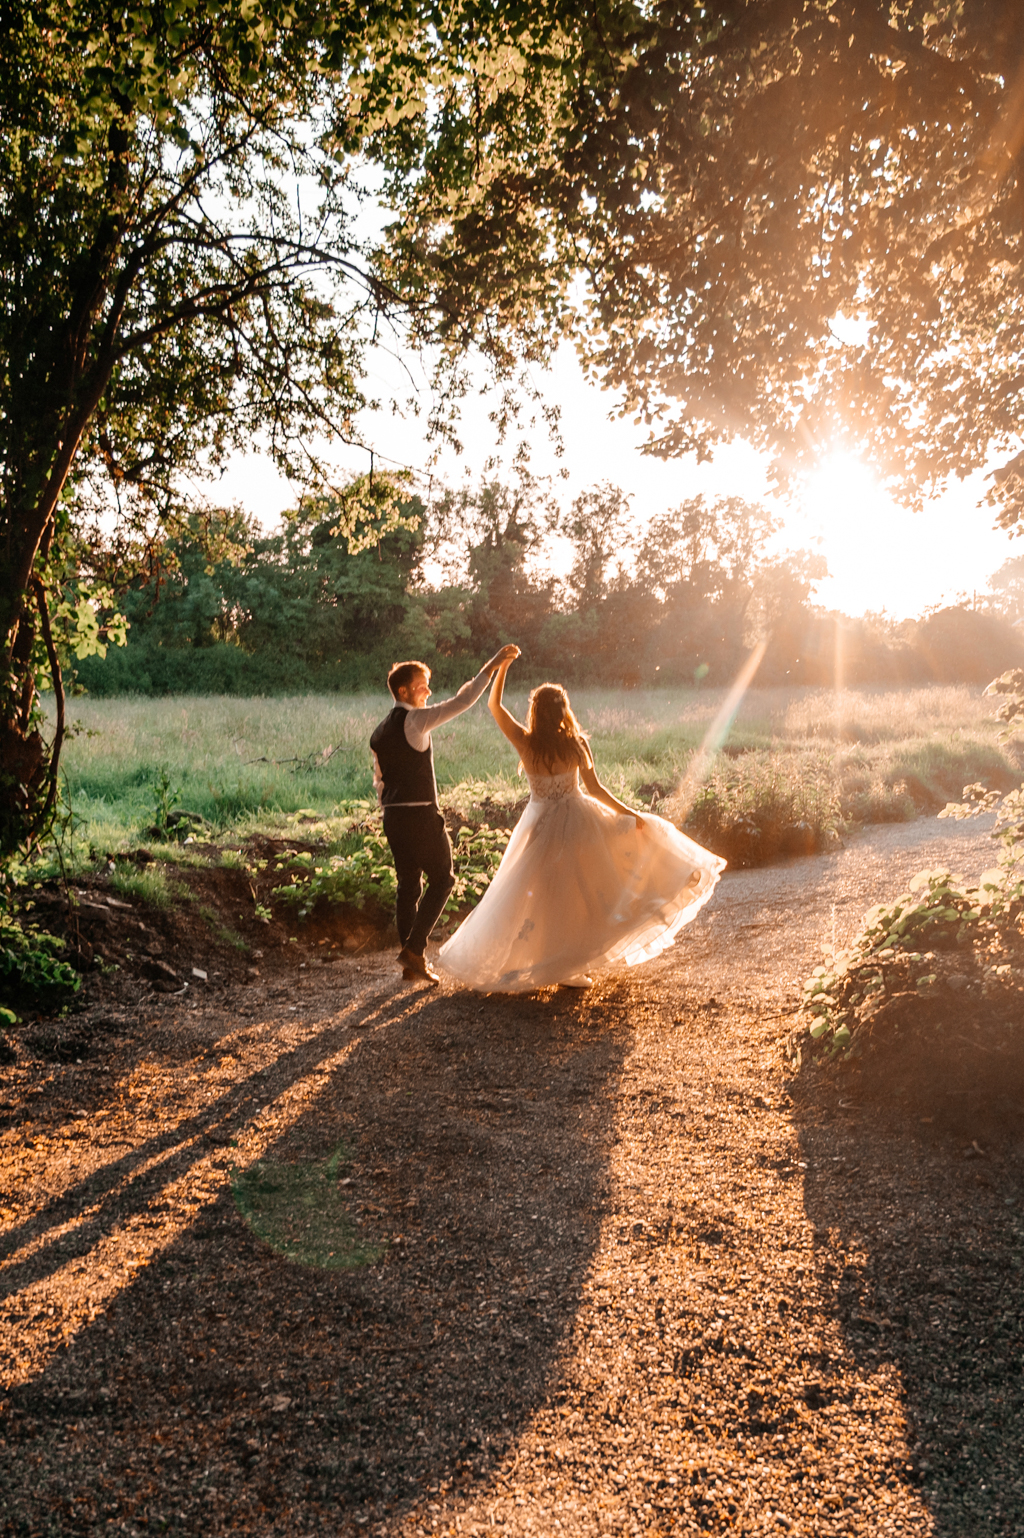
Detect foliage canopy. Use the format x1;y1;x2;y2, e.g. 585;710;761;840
392;0;1024;521
7;0;1024;861
570;1;1024;521
0;0;643;852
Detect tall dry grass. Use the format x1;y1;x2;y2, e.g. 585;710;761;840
47;684;1019;862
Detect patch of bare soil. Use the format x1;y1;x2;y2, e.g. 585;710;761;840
2;813;1023;1536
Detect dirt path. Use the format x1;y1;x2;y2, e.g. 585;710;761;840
2;814;1022;1537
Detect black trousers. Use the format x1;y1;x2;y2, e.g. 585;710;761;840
382;805;455;954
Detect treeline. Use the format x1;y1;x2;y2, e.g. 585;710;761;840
76;480;1024;695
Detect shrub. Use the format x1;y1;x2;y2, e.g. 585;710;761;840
802;784;1024;1058
444;823;512;912
271;807;511;921
0;913;82;1015
272;820;399;919
680;749;841;865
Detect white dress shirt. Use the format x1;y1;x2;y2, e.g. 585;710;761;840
372;667;492;806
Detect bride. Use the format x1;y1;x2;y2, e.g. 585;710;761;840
438;651;724;992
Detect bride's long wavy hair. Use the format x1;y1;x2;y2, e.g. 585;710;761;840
524;683;590;773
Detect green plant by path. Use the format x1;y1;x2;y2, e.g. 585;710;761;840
444;823;511;912
0;911;81;1015
802;869;991;1057
231;1146;382;1270
802;784;1024;1059
272;812;397;919
272;808;511;920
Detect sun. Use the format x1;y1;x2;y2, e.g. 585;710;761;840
795;451;935;617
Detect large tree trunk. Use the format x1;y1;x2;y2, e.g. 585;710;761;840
0;449;89;855
0;559;51;857
0;100;131;853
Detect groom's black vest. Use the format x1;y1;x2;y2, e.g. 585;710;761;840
370;706;438;806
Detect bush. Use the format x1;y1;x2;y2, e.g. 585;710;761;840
680;749;841;866
802;785;1024;1058
0;913;82;1015
272;817;398;919
270;806;511;921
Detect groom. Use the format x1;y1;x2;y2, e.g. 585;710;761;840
371;646;519;983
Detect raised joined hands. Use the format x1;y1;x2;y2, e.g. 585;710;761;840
489;643;521;671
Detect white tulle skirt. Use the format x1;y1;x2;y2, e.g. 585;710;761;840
438;788;724;992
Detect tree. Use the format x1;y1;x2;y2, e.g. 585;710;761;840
557;483;636;607
430;477;559;658
107;488;427;667
907;606;1024;685
745;549;830;682
0;0;652;854
0;1;374;849
629;495;826;683
635;496;779;604
234;491;427;663
988;556;1024;625
574;1;1024;528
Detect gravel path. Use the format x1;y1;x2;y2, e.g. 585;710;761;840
3;813;1023;1537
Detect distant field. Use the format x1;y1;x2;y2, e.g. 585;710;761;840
45;684;1019;863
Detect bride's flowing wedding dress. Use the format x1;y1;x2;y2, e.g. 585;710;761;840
438;767;724;992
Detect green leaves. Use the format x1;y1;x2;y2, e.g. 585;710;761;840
270;807;510;920
803;773;1024;1059
0;914;81;1009
50;586;129;663
272;812;398;917
445;822;511;913
564;2;1024;524
984;670;1024;742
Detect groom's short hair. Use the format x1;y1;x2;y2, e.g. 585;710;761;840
387;660;430;699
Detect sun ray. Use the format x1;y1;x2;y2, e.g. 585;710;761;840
672;639;768;817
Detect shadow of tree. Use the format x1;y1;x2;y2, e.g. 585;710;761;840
792;1030;1024;1537
1;981;630;1534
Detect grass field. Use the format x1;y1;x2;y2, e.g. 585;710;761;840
45;684;1019;868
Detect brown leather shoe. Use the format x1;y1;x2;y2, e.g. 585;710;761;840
397;947;440;984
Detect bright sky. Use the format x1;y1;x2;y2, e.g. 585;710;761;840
211;342;1021;621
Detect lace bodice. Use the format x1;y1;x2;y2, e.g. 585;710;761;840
526;768;581;802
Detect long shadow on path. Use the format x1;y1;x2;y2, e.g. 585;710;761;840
1;979;630;1536
793;1031;1024;1538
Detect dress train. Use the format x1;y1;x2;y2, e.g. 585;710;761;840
438;768;724;992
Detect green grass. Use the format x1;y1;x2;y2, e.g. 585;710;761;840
107;864;175;906
197;904;248;951
231;1145;383;1270
44;684;1020;866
